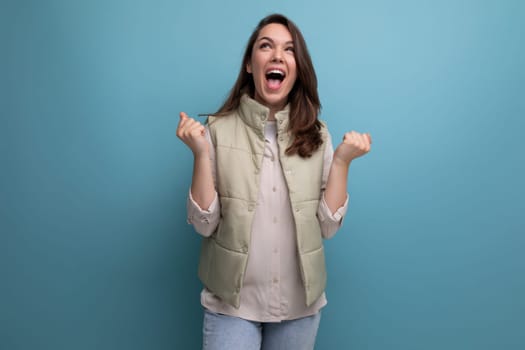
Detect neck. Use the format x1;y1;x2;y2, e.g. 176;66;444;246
268;102;287;121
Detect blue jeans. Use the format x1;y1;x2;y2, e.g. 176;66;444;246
202;309;321;350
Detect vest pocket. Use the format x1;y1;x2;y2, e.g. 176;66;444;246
198;237;248;308
300;245;327;306
294;199;323;253
215;197;254;252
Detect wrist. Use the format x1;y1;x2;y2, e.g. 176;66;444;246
332;156;352;169
193;148;209;159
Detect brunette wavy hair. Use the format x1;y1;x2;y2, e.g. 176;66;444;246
213;13;323;158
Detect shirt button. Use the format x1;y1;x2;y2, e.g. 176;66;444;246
273;278;279;284
272;187;276;192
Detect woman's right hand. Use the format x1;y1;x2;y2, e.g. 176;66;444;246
176;112;209;156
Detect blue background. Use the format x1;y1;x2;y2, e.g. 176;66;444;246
2;0;524;349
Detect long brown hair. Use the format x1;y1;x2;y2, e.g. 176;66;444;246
214;14;323;158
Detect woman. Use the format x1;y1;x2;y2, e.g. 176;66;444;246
177;13;371;350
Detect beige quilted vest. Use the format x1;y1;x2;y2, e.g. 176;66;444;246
198;95;328;308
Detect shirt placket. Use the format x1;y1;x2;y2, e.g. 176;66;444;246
266;138;282;318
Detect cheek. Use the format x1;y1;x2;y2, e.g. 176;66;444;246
289;66;298;84
253;68;264;85
251;61;263;79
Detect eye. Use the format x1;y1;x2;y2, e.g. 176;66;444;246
259;42;271;49
285;46;295;53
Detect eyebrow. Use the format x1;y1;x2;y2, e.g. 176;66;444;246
258;36;294;45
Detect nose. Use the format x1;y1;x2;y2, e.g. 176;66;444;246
271;48;284;62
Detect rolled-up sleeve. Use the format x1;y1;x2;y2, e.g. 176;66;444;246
317;129;349;239
318;192;348;239
186;125;220;237
187;190;220;237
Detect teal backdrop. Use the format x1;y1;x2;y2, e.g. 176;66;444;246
2;0;524;349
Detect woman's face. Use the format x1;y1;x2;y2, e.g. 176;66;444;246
247;23;297;112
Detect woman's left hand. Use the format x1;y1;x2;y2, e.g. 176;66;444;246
333;131;372;167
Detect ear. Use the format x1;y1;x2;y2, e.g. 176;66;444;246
246;62;252;74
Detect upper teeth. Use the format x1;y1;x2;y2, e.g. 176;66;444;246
268;70;284;76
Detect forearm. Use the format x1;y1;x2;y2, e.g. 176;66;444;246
325;129;371;213
190;153;216;211
324;158;350;214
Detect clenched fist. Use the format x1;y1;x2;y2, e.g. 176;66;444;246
333;131;372;167
176;112;209;156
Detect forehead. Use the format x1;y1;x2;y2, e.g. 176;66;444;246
257;23;293;42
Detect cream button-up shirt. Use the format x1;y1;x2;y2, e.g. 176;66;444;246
187;121;348;322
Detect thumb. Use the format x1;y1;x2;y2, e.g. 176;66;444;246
365;133;372;145
179;112;189;121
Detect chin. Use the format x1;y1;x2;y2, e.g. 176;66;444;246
266;96;286;107
261;91;290;109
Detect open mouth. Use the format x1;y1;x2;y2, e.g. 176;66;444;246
265;69;286;90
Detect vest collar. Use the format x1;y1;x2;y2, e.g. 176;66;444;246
239;94;290;135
